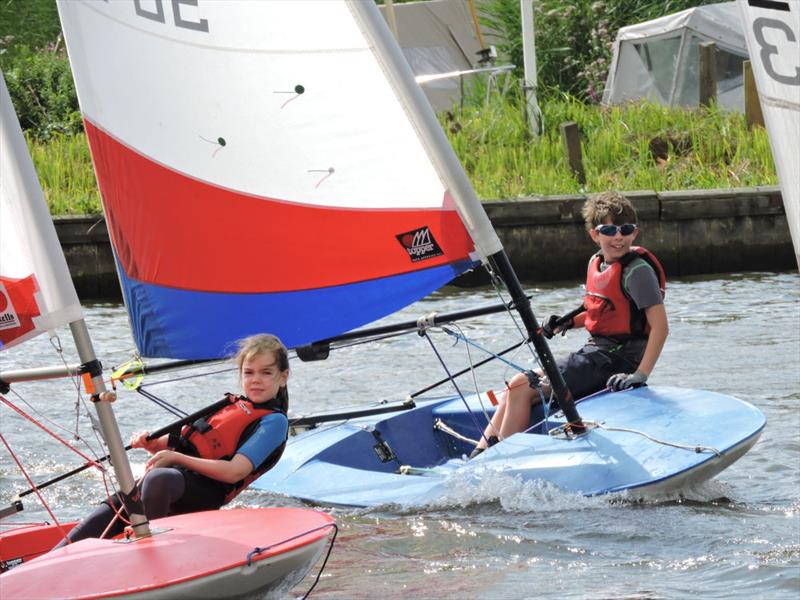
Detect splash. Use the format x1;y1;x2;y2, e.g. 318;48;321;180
354;467;611;515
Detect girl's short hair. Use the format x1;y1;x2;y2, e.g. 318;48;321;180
582;191;638;229
235;334;289;412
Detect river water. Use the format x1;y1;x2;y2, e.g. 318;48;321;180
1;271;798;599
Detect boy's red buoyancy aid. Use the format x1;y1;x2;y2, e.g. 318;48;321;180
176;393;287;503
583;246;666;339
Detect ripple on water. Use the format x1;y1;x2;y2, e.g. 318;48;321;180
1;272;798;599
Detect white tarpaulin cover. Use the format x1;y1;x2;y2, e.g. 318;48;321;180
603;2;749;110
379;0;483;111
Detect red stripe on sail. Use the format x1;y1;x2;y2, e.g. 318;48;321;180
0;275;40;348
84;121;475;293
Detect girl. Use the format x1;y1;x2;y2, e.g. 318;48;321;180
59;334;290;545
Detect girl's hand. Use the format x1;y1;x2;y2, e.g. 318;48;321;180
145;450;183;472
130;430;153;450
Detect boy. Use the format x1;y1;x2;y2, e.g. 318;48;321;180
470;191;668;457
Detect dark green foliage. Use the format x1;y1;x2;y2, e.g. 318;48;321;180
480;0;721;102
2;44;80;139
0;0;62;55
1;0;79;140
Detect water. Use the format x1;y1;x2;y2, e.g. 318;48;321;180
1;272;798;599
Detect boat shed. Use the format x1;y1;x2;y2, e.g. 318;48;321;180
602;2;748;111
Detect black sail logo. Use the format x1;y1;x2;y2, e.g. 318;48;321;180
396;227;444;262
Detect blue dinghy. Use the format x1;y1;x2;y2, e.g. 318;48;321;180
253;385;765;507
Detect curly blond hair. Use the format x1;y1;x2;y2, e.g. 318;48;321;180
582;191;638;230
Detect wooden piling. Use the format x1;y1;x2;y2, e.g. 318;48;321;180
699;42;717;107
559;121;585;185
743;60;765;129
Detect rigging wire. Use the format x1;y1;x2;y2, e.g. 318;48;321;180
0;431;70;541
419;330;489;444
0;395;105;468
438;322;510;434
50;333;111;461
135;387;188;418
485;262;542;377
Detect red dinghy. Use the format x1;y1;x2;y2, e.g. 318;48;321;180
0;508;335;599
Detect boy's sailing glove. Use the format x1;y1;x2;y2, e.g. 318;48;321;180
542;314;574;339
607;369;648;391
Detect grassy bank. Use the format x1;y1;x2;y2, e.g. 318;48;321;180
31;96;776;215
444;94;776;198
28;132;100;214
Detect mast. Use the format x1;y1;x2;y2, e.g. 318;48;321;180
69;320;150;537
347;1;582;426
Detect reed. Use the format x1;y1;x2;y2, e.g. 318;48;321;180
29;96;776;215
27;132;101;215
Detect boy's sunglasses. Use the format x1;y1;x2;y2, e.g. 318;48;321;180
595;223;637;236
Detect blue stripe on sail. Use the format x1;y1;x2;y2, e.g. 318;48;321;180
117;260;477;359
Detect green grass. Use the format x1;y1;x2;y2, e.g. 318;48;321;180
29;95;777;215
28;132;101;214
443;94;777;198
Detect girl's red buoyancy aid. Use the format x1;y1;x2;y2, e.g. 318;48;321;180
583;246;666;339
176;393;287;503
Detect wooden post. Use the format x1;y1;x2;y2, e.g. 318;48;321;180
560;121;585;185
699;42;717;107
384;0;399;40
743;60;765;129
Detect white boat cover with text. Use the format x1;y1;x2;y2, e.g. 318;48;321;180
0;74;83;351
57;0;487;359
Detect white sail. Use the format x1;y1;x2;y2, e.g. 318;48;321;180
57;0;501;358
738;0;800;267
0;73;83;351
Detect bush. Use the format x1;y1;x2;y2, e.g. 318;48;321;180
480;0;721;102
0;0;62;54
1;0;79;140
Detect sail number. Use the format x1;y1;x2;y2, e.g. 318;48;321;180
130;0;209;33
752;17;800;85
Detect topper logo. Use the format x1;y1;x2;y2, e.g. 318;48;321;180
0;283;20;330
396;227;444;262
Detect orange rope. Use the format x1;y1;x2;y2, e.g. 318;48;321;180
487;371;541;402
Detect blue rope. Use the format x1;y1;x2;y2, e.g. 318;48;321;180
440;327;529;373
438;326;553;436
421;331;494;445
